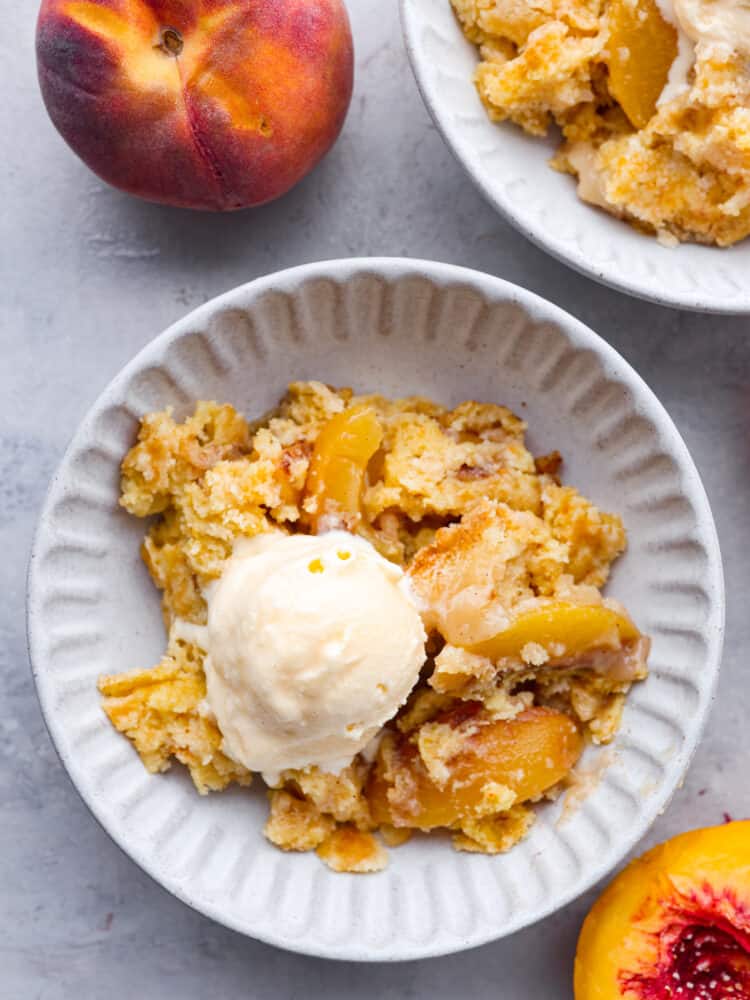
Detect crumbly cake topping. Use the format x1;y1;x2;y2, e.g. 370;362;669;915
453;0;750;245
101;382;646;872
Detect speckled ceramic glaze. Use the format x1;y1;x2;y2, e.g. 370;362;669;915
27;259;724;960
401;0;750;313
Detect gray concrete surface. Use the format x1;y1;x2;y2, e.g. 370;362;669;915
2;2;749;997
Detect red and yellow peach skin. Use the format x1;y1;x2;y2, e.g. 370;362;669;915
575;822;750;1000
36;0;353;209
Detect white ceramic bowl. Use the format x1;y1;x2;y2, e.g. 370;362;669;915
27;258;723;960
401;0;750;313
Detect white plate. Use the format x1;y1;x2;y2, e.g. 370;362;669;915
27;258;723;960
401;0;750;313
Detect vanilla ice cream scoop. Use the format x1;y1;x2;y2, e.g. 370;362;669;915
203;531;426;780
673;0;750;55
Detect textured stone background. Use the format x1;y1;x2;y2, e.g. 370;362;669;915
2;3;749;997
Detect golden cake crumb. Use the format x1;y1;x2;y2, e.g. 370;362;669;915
279;763;373;830
98;637;251;794
264;790;336;852
316;826;389;873
453;805;537;854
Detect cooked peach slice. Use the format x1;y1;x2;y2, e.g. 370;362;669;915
575;822;750;1000
303;405;383;531
468;602;640;662
369;705;583;830
606;0;678;129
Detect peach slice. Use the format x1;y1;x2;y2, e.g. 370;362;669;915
606;0;678;129
304;405;383;532
575;822;750;999
468;602;640;662
369;705;583;830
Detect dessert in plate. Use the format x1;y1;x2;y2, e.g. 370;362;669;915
26;260;723;953
99;379;649;873
451;0;750;246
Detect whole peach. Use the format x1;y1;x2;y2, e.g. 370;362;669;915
36;0;353;210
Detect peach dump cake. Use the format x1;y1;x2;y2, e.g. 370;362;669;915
452;0;750;245
99;382;650;873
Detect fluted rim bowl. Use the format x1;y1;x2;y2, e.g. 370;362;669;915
401;0;750;314
27;258;723;960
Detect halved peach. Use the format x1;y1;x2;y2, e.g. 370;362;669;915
575;822;750;999
303;405;383;531
369;705;583;830
606;0;678;129
468;602;640;662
